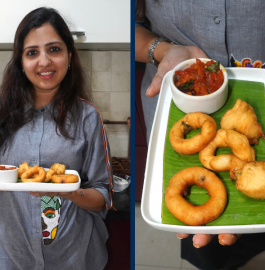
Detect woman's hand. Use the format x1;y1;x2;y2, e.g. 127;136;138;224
135;26;208;97
28;188;106;212
177;233;242;248
28;191;73;198
146;45;208;97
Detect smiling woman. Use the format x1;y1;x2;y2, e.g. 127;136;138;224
22;23;71;108
0;7;113;270
1;7;86;142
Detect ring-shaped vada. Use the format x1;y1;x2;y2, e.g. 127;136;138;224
51;174;79;183
165;167;227;226
199;129;255;172
44;169;55;182
170;112;217;155
21;165;46;182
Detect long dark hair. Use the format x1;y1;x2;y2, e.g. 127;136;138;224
135;0;146;22
0;7;88;147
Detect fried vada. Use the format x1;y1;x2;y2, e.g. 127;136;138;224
50;163;65;175
165;167;227;226
21;165;46;182
51;174;79;183
220;99;265;145
170;112;217;155
234;161;265;199
18;161;31;178
44;169;55;182
199;129;255;172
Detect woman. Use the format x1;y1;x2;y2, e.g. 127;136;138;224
135;0;265;269
0;7;113;270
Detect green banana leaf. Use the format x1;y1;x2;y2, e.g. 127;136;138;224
162;79;265;226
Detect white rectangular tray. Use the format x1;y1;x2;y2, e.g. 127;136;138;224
0;169;81;192
141;67;265;234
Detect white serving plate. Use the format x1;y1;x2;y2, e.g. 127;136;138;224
0;169;81;192
141;67;265;234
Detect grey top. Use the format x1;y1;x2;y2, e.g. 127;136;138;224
0;98;113;270
136;0;265;142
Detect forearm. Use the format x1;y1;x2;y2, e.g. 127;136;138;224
65;188;106;212
135;26;157;63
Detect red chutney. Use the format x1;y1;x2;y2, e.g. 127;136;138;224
0;166;17;170
174;59;224;96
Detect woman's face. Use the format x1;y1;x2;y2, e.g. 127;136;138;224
22;23;71;94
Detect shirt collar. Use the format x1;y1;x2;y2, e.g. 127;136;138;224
23;102;53;114
23;102;33;113
24;101;72;125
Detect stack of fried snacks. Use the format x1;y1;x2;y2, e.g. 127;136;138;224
18;162;78;183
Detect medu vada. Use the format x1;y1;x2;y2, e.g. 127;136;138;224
51;174;79;183
50;163;65;175
170;112;217;155
234;161;265;199
165;167;227;226
199;129;255;172
44;169;55;182
18;161;31;178
220;99;265;145
21;165;46;182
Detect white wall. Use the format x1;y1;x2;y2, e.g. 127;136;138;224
0;0;130;49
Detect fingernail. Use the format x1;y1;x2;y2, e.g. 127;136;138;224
177;235;183;239
146;87;151;96
218;238;226;246
192;237;200;248
193;243;200;248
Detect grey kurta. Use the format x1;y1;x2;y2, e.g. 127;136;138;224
0;98;112;270
136;0;265;142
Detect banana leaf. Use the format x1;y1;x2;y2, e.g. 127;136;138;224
162;79;265;226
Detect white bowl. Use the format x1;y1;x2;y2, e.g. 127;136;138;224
170;58;228;114
0;165;18;183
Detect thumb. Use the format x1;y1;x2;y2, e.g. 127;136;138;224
146;63;170;97
146;73;163;97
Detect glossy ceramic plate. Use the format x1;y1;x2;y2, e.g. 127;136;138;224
141;68;265;234
0;169;80;192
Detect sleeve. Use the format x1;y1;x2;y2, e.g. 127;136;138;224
135;17;150;29
80;106;114;218
135;15;181;45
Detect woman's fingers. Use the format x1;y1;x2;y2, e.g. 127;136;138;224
192;234;215;248
176;233;241;248
28;191;41;197
177;233;189;239
146;63;169;97
218;233;242;246
176;233;215;247
146;45;208;97
146;74;163;97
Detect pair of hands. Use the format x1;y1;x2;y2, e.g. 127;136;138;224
147;44;241;248
177;233;241;248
